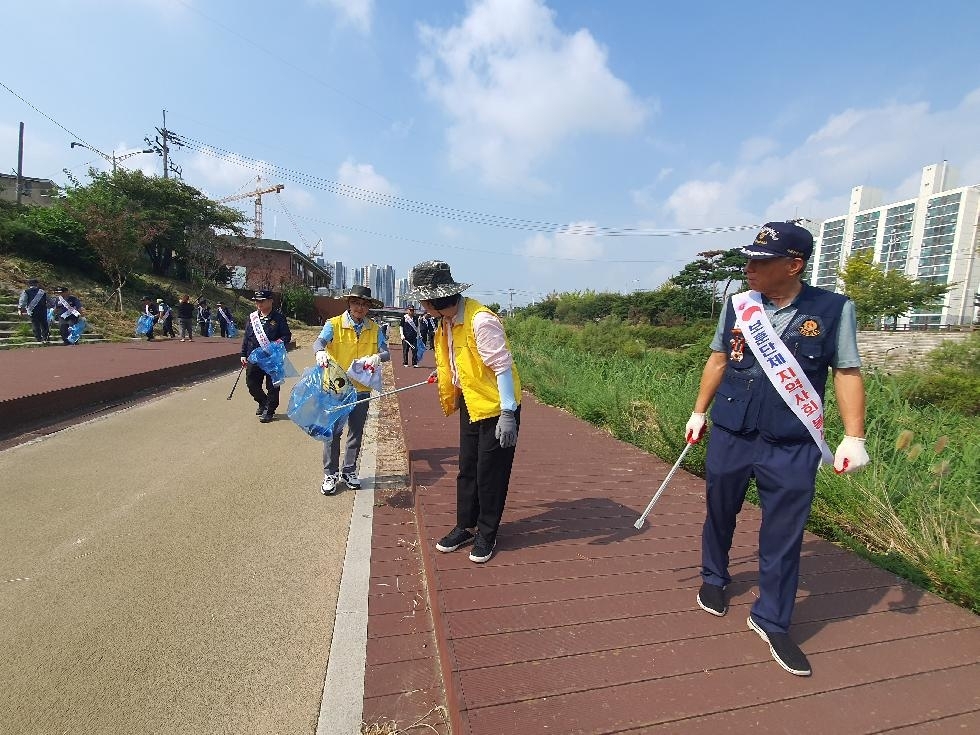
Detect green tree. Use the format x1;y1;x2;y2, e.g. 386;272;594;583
64;176;163;311
280;283;315;323
840;251;950;328
670;248;746;319
102;169;245;276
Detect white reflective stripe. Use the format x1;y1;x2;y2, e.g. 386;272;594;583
26;290;45;315
249;310;272;352
57;296;80;318
732;290;833;464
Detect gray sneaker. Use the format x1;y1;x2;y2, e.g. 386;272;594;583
341;472;361;489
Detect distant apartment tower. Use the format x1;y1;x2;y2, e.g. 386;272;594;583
396;277;410;306
811;162;980;327
330;260;346;294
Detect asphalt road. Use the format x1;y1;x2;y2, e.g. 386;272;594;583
0;369;353;734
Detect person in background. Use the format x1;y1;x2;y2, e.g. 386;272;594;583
176;295;195;342
686;221;869;678
157;298;176;339
52;286;83;346
140;296;157;341
216;302;234;338
411;260;521;564
197;298;212;337
18;278;50;344
240;289;291;423
399;305;420;367
314;285;389;495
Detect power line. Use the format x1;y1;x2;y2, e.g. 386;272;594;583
0;79;100;152
175;133;762;239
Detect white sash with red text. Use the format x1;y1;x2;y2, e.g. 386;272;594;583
732;290;833;464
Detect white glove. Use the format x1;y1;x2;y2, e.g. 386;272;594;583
834;436;869;474
362;353;381;370
240;356;248;367
685;412;707;444
315;350;329;367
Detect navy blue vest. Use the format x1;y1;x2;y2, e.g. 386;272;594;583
710;284;847;443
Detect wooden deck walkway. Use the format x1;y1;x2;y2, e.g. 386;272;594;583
364;361;980;734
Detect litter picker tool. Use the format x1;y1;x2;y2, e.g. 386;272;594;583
323;374;436;415
634;442;694;529
227;364;245;400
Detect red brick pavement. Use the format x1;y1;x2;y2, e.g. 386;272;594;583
0;338;241;441
382;359;980;734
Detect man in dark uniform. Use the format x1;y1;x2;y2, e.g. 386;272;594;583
216;302;234;338
398;305;421;367
157;298;176;339
240;289;292;423
52;287;84;345
140;296;157;340
197;298;212;337
686;221;869;677
18;278;50;343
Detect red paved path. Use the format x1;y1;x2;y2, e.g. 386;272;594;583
378;360;980;734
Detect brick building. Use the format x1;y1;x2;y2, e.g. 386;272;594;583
217;235;331;293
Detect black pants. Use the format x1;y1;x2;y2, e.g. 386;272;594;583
30;312;49;342
456;399;519;544
59;318;77;345
246;365;279;412
219;320;229;338
161;316;176;338
402;339;417;366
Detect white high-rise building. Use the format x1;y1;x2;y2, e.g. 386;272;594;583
811;162;980;327
330;260;346;294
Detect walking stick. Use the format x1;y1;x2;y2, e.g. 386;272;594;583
634;442;694;529
323;374;436;414
227;364;245;400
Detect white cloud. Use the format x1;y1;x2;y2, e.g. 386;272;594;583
657;87;980;229
417;0;647;187
336;159;397;210
310;0;373;34
520;221;604;261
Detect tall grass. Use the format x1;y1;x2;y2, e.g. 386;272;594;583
508;316;980;612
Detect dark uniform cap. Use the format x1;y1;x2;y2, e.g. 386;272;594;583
742;222;814;260
252;289;274;300
27;278;39;286
54;287;68;293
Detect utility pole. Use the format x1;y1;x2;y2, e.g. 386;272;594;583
508;288;515;314
15;122;24;205
145;109;182;179
162;109;169;179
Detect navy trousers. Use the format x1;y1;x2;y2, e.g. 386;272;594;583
701;427;821;634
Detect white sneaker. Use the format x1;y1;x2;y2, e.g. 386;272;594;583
341;472;361;489
321;474;339;496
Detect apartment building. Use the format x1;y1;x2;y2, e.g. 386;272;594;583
811;162;979;327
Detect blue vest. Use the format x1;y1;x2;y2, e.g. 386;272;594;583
710;284;847;443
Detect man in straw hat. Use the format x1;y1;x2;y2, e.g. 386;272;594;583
314;284;390;495
410;260;521;563
685;221;868;677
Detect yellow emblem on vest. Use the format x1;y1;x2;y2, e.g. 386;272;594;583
799;319;820;337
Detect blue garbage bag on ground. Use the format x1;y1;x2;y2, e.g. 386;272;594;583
136;314;154;335
287;365;357;442
67;318;87;344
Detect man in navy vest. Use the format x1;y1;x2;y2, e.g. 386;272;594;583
685;221;869;677
18;278;50;343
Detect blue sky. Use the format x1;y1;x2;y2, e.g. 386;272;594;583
3;0;979;306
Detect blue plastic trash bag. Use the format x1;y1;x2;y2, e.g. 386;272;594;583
247;341;292;385
47;307;55;324
287;364;357;442
416;337;426;363
136;314;154;335
227;322;238;338
67;318;87;344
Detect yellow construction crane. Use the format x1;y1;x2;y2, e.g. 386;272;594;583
216;176;284;238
